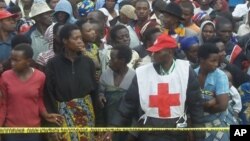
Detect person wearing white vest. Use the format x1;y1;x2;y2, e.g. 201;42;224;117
110;33;205;141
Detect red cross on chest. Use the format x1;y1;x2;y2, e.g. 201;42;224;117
149;83;180;117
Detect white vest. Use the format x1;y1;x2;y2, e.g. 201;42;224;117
136;60;190;119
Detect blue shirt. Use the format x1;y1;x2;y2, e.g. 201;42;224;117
0;33;15;62
195;68;229;96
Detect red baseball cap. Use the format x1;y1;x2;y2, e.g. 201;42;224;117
0;10;17;20
147;33;178;52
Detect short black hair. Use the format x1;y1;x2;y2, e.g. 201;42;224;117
59;24;80;43
7;5;21;14
87;10;106;22
135;0;150;8
11;35;32;49
198;43;219;60
216;11;235;29
109;24;128;42
215;16;232;31
119;0;132;10
179;1;194;13
142;27;161;45
75;17;88;28
152;0;166;12
112;45;132;64
13;43;34;59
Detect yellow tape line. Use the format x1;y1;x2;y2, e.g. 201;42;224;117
0;127;229;134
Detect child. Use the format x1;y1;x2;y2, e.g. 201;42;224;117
224;70;242;114
224;70;242;121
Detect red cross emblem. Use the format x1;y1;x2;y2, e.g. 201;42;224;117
149;83;180;117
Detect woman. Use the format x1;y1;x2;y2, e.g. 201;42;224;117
195;43;238;141
198;20;216;45
44;24;97;141
180;36;199;68
0;43;62;141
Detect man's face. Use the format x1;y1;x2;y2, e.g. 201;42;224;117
0;17;16;32
35;11;53;27
135;1;150;20
216;23;233;43
152;48;173;64
162;12;179;29
181;7;193;26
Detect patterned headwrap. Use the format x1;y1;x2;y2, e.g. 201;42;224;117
180;36;199;51
77;0;95;17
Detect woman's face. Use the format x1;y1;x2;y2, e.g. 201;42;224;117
185;44;199;63
115;28;130;46
64;29;84;52
200;53;219;72
216;42;226;63
11;50;30;72
202;24;215;42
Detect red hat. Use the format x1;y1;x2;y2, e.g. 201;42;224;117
147;33;177;52
0;10;17;20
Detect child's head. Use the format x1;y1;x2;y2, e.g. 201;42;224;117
76;18;96;43
223;69;233;88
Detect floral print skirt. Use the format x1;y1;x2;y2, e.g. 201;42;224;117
58;95;95;141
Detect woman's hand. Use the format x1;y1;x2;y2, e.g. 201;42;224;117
99;94;107;108
204;98;216;108
42;112;64;126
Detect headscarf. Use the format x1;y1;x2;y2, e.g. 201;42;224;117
77;0;95;17
180;36;199;51
200;20;215;31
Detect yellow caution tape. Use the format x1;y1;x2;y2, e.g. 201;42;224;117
0;127;230;134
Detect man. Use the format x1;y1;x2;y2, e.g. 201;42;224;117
130;0;158;41
194;0;213;15
215;16;248;69
26;1;53;60
161;2;197;42
0;10;16;63
180;1;200;33
111;33;205;141
110;4;140;48
53;0;77;24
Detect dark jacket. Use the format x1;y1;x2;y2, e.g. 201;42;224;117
111;64;205;141
44;53;97;113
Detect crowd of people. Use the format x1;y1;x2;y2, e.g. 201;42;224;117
0;0;250;141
